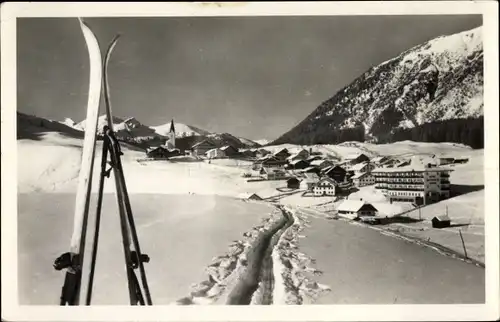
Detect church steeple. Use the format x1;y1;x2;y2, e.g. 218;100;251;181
166;119;176;150
169;119;175;134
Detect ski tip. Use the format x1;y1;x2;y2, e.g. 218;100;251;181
78;17;91;30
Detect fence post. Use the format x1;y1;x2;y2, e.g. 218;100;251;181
459;229;468;259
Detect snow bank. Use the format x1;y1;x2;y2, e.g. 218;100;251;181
271;207;331;304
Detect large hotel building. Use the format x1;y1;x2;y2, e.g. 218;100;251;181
372;161;452;206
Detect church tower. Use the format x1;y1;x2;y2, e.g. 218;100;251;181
166;119;176;150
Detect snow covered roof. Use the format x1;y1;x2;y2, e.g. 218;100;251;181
372;163;452;173
220;145;236;151
351;172;371;179
433;215;451;222
289;159;308;165
310;159;330;166
316;177;337;186
146;146;163;153
324;165;346;173
344;153;366;160
192;139;216;148
274;148;289;155
350;162;369;171
338;200;377;213
206;148;221;154
301;173;320;183
371;156;386;162
239;192;262;200
338;200;364;212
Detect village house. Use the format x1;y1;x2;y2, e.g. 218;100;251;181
371;159;452;206
310;159;334;169
261;167;288;180
300;173;320;190
431;215;451;228
395;159;411;168
453;157;469;164
350;161;376;174
351;172;376;187
192;139;218;157
287;177;301;189
371;156;389;166
241;149;258;158
220;145;239;157
313;177;338;196
323;165;348;183
256;148;271;158
146;146;181;159
258;155;287;168
337;200;378;219
239;193;263;201
206;147;225;159
438;157;455;166
294;148;310;159
343;153;370;166
286;159;310;170
273;148;291;161
301;166;321;176
306;155;322;163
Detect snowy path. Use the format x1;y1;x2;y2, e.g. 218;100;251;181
295;209;484;304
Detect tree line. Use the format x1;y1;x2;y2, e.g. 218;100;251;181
380;116;484;149
272;116;483;149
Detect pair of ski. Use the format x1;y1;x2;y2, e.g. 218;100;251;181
53;18;152;306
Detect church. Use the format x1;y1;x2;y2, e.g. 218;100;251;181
146;119;181;159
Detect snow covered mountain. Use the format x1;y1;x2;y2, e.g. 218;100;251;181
152;121;211;137
17;112;84;140
18;112;260;149
254;139;270;146
60;117;77;128
75;115;161;144
273;26;483;146
152;121;260;147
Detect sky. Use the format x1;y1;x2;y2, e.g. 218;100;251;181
17;15;482;140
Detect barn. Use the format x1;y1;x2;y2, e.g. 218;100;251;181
324;165;347;183
337;200;378;219
431;215;451;228
344;153;370;165
287;159;310;170
274;148;291;161
310;159;333;169
352;172;375;187
220;145;239;157
146;146;181;159
300;173;320;190
206;148;225;159
192;139;218;157
287;177;301;189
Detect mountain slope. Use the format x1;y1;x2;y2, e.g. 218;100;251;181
152;121;211;137
18;112;259;151
17;112;84;140
272;26;483;146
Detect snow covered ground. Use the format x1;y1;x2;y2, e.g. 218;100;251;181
17;133;486;305
263;140;475;160
18;193;276;305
